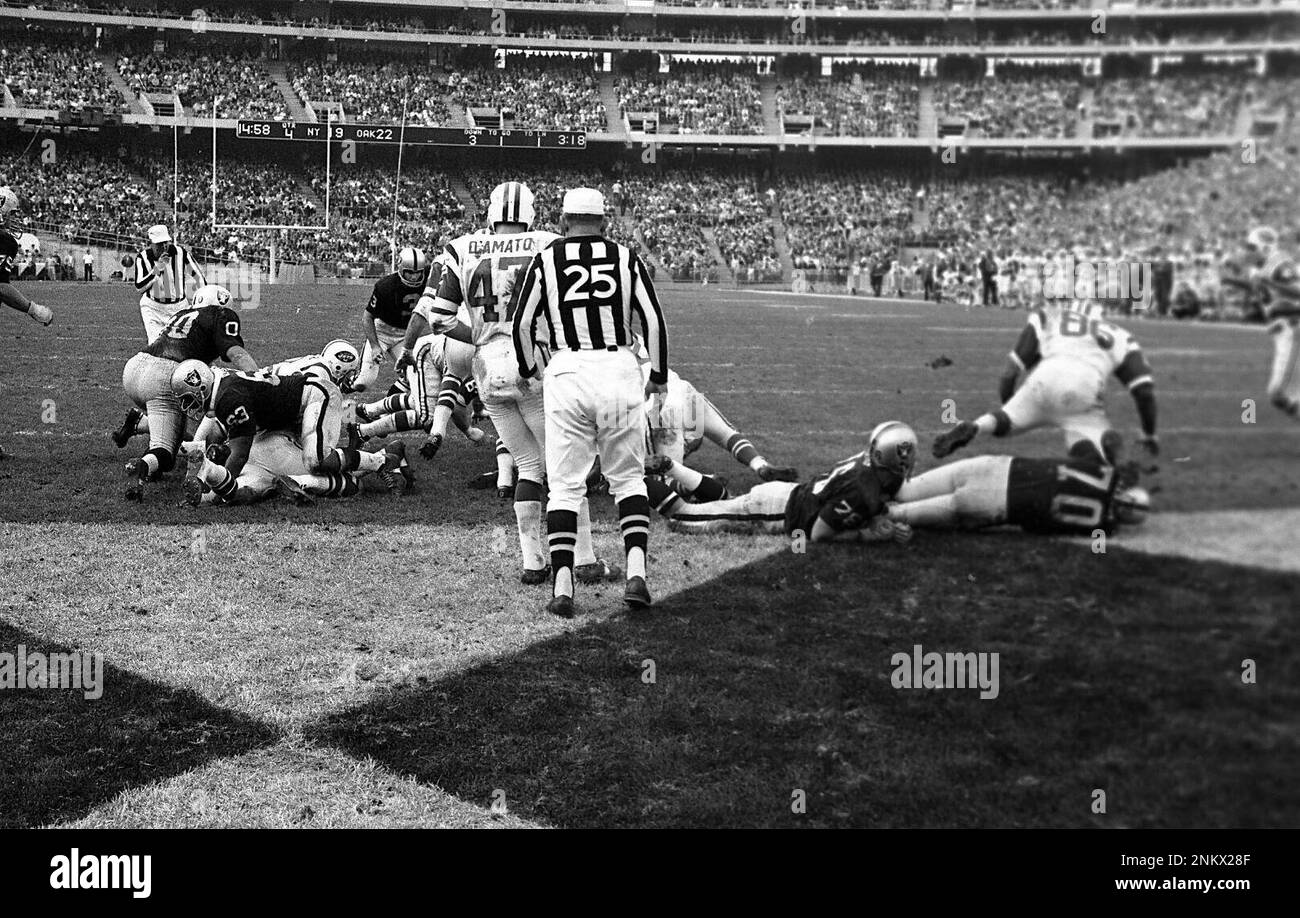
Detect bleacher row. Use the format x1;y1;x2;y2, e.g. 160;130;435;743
4;129;1296;287
4;39;1298;137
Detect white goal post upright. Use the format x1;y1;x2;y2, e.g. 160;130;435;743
390;82;411;275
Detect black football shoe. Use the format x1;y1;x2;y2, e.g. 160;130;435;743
575;559;620;584
624;576;652;609
378;441;409;493
932;420;978;459
273;474;315;506
546;594;575;619
419;434;443;461
111;407;143;448
521;566;551;586
756;462;799;483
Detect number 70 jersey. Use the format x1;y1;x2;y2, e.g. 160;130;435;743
422;229;560;346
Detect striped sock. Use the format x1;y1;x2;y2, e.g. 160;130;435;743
618;495;650;580
646;476;684;517
726;433;759;467
547;509;578;598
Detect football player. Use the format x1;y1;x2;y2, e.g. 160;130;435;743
0;186;54;459
117;284;258;500
1242;226;1300;419
887;445;1150;534
405;181;610;584
646;421;917;545
355;246;430;393
354;331;486;455
172;360;406;506
932;301;1158;466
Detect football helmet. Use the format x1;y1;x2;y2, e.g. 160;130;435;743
487;181;535;230
171;359;216;419
396;246;428;288
0;186;18;219
868;421;918;480
1112;486;1150;526
320;339;361;390
191;284;233;309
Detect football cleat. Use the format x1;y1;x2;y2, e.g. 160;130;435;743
345;422;363;449
546;594;575;619
419;434;443;461
206;441;231;467
466;470;497;490
932;420;978;459
124;458;146;501
273;474;314;506
623;576;652;609
756;462;799;483
644;455;673;476
575;559;621;584
586;474;610;497
378;441;408;493
111;407;142;448
354;403;375;423
180;475;206;507
521;566;551;586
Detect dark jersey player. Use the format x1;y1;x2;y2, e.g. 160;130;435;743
0;186;54;459
888;446;1150;535
117;284;259;500
356;246;432;392
645;422;918;544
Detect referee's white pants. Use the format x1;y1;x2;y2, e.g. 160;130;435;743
140;296;185;343
1267;317;1300;417
544;348;647;514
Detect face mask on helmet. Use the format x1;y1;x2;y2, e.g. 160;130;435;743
1112;487;1151;526
397;247;428;288
868;421;919;480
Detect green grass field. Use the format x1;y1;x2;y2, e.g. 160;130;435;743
1;282;1297;828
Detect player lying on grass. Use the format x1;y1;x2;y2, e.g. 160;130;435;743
354;331;486;456
645;421;917;544
933;301;1158;467
117;284;259;500
172;359;409;506
886;444;1150;535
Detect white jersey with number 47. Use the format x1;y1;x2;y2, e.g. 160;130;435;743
420;229;559;346
1011;307;1153;392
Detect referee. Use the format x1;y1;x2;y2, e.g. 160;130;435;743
512;187;669;617
134;224;206;342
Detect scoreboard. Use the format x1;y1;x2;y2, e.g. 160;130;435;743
236;120;587;150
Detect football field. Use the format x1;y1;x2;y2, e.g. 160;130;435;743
1;282;1297;828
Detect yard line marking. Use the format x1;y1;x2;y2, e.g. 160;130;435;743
1102;508;1300;574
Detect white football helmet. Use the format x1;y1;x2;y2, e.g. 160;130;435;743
487;181;535;230
191;284;233;309
868;421;918;480
396;246;428;288
1112;486;1151;526
0;186;18;219
320;339;361;390
171;359;216;419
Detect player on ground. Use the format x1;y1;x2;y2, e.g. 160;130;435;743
117;284;258;500
932;301;1158;466
355;246;429;393
355;331;486;455
413;181;609;584
645;421;917;545
173;360;407;506
887;445;1150;534
0;186;54;459
1241;226;1300;420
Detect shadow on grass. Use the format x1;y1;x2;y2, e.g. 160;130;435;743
307;535;1300;828
0;621;281;828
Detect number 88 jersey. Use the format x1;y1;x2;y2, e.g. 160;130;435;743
1012;306;1152;391
422;229;559;346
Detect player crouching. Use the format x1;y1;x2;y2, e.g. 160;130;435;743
171;359;408;506
887;442;1149;535
646;421;917;545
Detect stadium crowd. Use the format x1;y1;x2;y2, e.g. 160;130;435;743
617;64;763;134
1;40;124;113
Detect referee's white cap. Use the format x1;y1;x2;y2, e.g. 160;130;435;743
562;188;605;217
147;224;172;244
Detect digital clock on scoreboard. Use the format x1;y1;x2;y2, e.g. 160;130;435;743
236;121;587;150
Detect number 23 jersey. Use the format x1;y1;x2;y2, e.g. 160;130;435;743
211;372;307;439
427;229;559;345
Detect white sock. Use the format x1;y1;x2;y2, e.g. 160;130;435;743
496;449;515;488
356;450;386;474
627;546;647;580
514;500;546;570
554;566;574;599
665;462;704;493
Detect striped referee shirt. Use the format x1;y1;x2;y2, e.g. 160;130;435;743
133;242;206;304
512;235;668;384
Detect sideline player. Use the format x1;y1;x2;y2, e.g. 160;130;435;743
133;224;206;341
933;301;1158;466
415;181;610;585
513;187;669;615
1240;226;1300;419
355;246;428;393
646;421;917;545
0;186;54;459
119;284;258;500
888;447;1150;534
